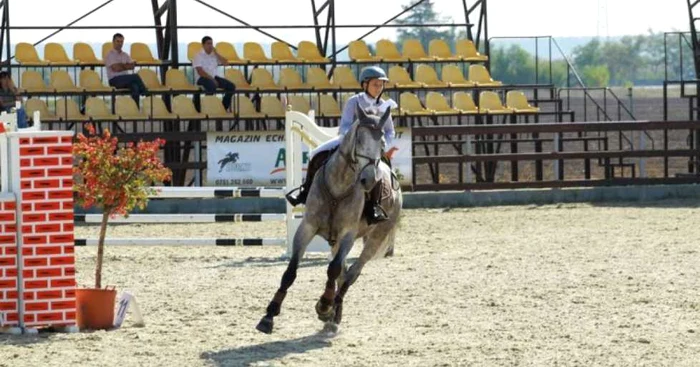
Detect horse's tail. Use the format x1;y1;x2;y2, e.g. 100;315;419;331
382;227;396;258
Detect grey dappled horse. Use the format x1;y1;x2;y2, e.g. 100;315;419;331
256;106;402;334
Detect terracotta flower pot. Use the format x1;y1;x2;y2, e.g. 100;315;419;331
75;287;117;330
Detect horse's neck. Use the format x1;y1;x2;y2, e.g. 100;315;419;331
323;150;358;198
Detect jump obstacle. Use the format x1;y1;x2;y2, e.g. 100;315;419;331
70;108;337;255
0;110;79;335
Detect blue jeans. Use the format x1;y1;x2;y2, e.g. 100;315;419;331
17;107;27;128
196;76;235;110
109;74;147;106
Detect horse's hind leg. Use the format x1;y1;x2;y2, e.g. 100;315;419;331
256;221;317;334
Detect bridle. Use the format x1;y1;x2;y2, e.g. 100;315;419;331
338;123;383;174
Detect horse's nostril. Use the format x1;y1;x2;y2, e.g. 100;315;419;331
360;178;367;185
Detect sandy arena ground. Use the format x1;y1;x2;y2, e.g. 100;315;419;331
1;200;700;366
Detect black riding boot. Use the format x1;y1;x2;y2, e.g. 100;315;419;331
285;150;330;206
364;183;388;224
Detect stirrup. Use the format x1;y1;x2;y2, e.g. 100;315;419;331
365;204;388;225
285;187;305;206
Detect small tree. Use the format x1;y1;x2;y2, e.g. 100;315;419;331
73;124;171;289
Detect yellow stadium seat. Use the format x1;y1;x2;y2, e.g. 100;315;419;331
271;42;300;63
428;39;460;61
25;99;58;122
469;64;502;86
318;94;342;117
50;70;83;93
137;69;171;92
388;66;423;89
338;92;352;106
44;43;78;66
330;67;361;89
116;96;148;120
306;67;333;89
426;92;459;115
201;95;233;119
216;42;245;64
479;91;512;114
402;39;433;61
224;69;252;91
453;92;479;114
21;71;52;93
415;64;447;88
235;96;264;118
73;43;103;66
441;65;475;87
15;43;48;66
260;96;286;118
165;69;200;91
142;96;177;120
287;95;312;114
79;70;113;92
297;41;330;63
56;98;86;121
348;40;381;62
172;95;206;119
456;39;488;61
102;42;113;61
131;42;162;64
250;68;281;90
376;39;406;62
244;42;271;63
399;92;431;115
188;42;203;62
86;97;119;120
506;91;540;113
279;68;308;90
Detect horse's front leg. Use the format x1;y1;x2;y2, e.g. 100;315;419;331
315;231;355;322
256;220;317;334
331;233;385;326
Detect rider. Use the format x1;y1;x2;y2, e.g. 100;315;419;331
285;66;397;224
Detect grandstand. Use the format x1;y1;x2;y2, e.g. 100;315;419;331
1;0;698;189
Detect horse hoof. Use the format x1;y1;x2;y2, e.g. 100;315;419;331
315;301;335;322
256;316;274;334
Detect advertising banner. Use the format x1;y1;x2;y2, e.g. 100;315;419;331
206;128;412;187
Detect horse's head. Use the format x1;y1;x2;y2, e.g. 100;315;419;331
339;105;390;192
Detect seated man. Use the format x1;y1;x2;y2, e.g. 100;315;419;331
193;36;235;111
105;33;148;106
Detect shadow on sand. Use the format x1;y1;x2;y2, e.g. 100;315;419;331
201;333;332;366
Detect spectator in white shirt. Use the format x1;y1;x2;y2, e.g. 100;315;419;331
193;36;234;111
105;33;147;106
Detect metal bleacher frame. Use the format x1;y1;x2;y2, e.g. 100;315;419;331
0;0;574;188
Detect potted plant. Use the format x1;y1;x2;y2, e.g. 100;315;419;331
72;124;171;330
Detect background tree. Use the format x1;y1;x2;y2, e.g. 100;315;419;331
395;0;452;48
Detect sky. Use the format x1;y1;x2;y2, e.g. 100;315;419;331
5;0;690;46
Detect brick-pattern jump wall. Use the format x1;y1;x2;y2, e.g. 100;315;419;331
13;133;76;328
0;196;18;326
